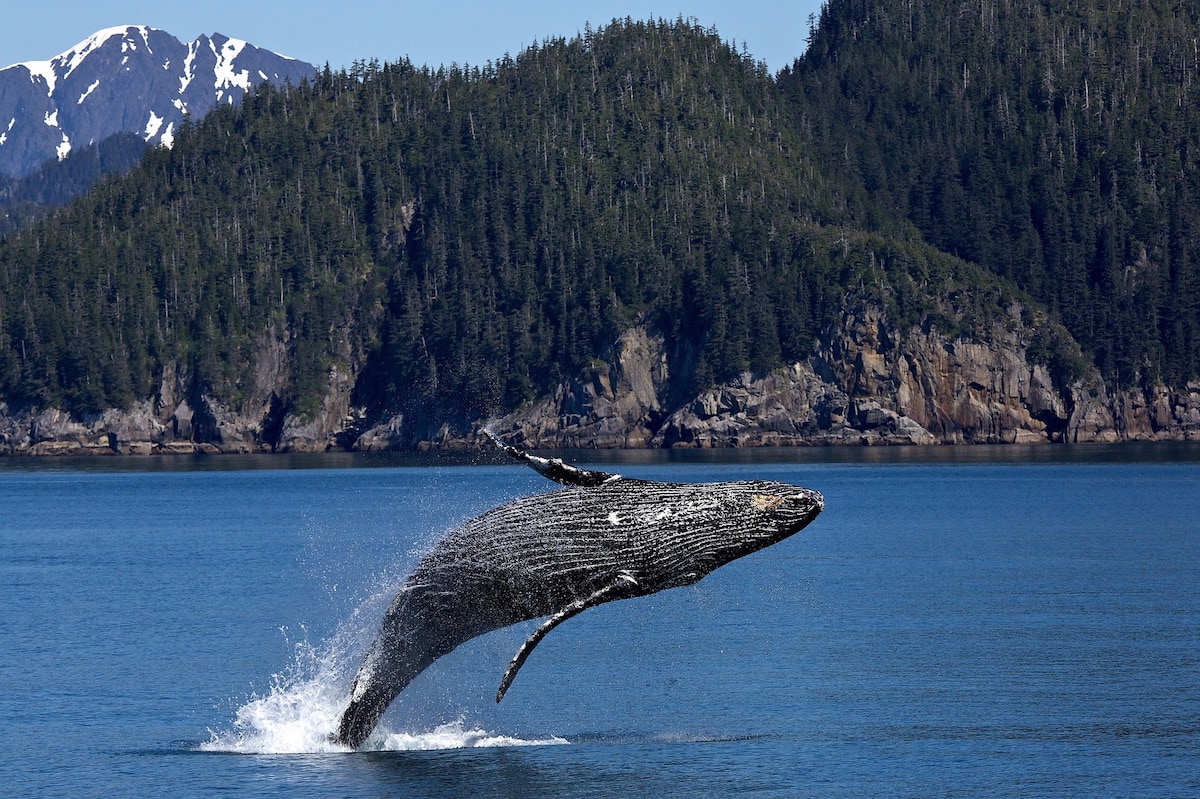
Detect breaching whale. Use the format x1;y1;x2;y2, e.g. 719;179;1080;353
335;433;823;748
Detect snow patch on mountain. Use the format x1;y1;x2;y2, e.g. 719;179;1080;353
18;61;57;95
213;36;253;103
145;111;164;139
179;39;200;95
0;26;317;177
56;25;148;83
79;79;101;104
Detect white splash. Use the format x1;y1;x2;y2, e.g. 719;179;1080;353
200;663;348;754
373;719;567;752
201;589;567;755
200;603;371;754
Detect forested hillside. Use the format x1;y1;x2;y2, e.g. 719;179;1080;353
0;133;149;235
782;0;1200;388
0;19;1021;440
1;12;1197;453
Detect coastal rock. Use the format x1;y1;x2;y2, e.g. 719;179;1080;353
103;402;167;454
0;404;30;452
194;395;263;453
653;364;870;447
169;399;195;441
1100;381;1200;441
355;413;407;452
276;363;356;453
810;301;1070;444
5;303;1200;455
477;299;1200;451
487;326;670;448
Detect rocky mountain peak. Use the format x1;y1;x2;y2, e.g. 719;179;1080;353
0;25;316;177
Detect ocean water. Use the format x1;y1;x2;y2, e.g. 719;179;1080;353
1;445;1198;797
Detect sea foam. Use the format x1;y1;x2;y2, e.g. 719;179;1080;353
200;607;566;754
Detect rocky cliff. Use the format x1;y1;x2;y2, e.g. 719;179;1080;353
2;300;1199;456
476;301;1198;450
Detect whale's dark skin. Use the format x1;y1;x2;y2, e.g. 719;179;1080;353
335;434;823;748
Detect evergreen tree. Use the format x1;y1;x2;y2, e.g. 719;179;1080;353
0;16;1130;438
782;0;1200;387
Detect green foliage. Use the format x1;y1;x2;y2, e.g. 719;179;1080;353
0;133;149;236
0;15;1144;434
783;0;1200;388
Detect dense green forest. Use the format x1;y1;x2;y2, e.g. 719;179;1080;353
0;133;148;236
782;0;1200;388
0;18;1016;432
1;8;1197;440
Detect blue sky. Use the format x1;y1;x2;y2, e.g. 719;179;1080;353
1;0;824;75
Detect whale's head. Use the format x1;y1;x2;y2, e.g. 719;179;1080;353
649;480;824;588
726;479;824;552
739;479;825;535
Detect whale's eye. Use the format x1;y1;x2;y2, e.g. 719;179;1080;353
751;494;785;511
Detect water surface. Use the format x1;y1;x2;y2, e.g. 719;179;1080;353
1;445;1197;796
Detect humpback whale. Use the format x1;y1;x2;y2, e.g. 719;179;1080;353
335;434;823;748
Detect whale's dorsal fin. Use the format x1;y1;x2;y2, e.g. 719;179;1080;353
496;572;640;702
485;429;622;487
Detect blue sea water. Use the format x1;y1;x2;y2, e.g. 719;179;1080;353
1;445;1198;797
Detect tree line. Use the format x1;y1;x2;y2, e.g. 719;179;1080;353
0;13;1167;435
783;0;1200;388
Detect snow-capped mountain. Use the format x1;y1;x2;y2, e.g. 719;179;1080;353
0;25;317;177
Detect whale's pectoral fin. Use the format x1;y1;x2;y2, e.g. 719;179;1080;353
485;428;622;487
496;572;640;702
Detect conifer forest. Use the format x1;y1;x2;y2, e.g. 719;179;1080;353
2;6;1198;447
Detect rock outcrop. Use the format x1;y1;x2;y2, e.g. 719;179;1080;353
486;326;671;448
0;329;358;455
3;299;1200;455
481;300;1200;449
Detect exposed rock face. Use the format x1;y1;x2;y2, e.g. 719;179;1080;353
483;300;1200;449
276;362;357;453
489;326;671;448
804;302;1070;445
652;364;861;447
354;413;407;453
353;326;672;451
0;331;358;455
3;300;1200;455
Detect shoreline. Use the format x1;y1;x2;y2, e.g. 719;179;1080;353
4;430;1200;459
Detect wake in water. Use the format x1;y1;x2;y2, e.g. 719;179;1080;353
200;590;566;754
